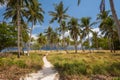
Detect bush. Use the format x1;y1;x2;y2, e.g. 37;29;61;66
15;60;27;68
92;64;107;75
55;62;87;75
107;62;120;76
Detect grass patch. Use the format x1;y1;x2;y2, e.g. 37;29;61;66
47;50;120;80
0;52;44;80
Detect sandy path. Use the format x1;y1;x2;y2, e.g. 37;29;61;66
20;56;59;80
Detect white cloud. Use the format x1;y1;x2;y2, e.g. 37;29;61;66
89;27;100;38
32;34;38;40
28;33;38;40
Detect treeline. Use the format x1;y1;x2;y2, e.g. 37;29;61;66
35;2;120;53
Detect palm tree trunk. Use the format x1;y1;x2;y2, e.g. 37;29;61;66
109;0;120;42
17;2;20;58
28;22;34;56
109;38;112;53
63;31;68;53
81;40;85;52
88;32;91;53
75;40;77;53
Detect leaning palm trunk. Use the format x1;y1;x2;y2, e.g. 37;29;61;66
109;0;120;42
17;3;21;58
28;22;34;56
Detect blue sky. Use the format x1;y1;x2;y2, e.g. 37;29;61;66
0;0;120;37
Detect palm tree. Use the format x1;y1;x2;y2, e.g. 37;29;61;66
49;1;68;24
109;0;120;42
4;0;27;58
100;0;120;42
68;17;80;53
80;17;96;52
37;33;46;51
64;36;71;53
99;17;118;52
57;21;68;47
92;32;99;49
49;1;69;48
44;26;53;49
25;2;44;55
4;0;40;58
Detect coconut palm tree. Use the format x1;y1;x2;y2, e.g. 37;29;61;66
68;17;80;53
4;0;40;58
37;33;46;51
100;0;120;42
57;21;68;47
44;26;54;49
92;32;99;49
4;0;27;58
99;17;118;52
25;2;44;55
49;1;69;48
49;1;68;24
109;0;120;42
80;17;96;52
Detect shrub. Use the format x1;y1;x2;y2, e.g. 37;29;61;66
15;60;27;68
92;64;107;75
107;62;120;76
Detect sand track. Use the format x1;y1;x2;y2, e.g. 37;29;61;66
20;56;59;80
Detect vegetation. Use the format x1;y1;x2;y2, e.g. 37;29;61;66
0;0;120;79
0;23;17;51
48;51;120;79
0;52;43;79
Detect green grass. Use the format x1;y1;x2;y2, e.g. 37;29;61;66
47;51;120;79
0;52;44;80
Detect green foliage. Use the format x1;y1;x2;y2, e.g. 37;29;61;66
92;64;107;75
107;62;120;76
55;62;87;75
15;60;27;68
0;23;17;51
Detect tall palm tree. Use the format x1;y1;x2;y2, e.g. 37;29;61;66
49;1;68;24
4;0;26;58
25;2;44;55
99;17;118;52
4;0;40;58
57;21;68;47
80;17;96;52
49;1;69;48
100;0;120;42
109;0;120;42
68;17;80;53
44;26;53;49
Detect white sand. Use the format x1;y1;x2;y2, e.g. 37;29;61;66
20;56;59;80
